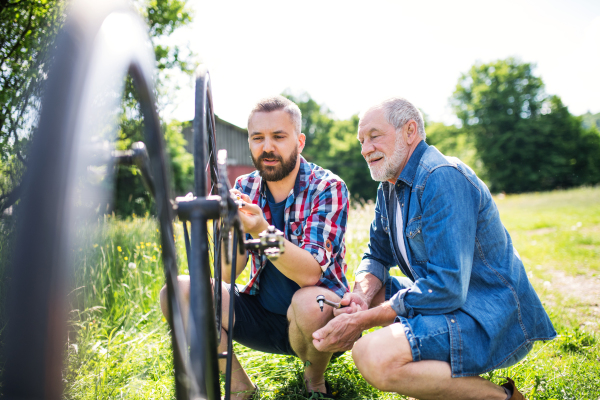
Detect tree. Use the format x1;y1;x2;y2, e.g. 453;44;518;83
425;122;484;179
453;58;600;193
581;111;600;131
113;0;194;215
0;0;65;213
0;0;195;215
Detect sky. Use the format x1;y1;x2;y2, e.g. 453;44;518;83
163;0;600;129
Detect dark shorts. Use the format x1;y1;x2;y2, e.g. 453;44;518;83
228;284;296;356
385;276;531;368
227;284;345;359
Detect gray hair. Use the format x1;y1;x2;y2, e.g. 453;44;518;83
368;97;426;140
247;95;302;135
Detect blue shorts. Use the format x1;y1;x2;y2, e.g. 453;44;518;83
227;284;345;359
385;276;452;364
385;276;531;368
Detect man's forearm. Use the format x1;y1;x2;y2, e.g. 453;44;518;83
222;246;248;284
353;272;384;307
354;300;398;330
271;238;322;287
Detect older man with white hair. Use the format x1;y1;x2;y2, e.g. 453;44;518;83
312;98;556;400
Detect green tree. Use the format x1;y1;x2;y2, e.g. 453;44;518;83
283;91;335;162
0;0;65;213
426;122;485;179
581;111;600;131
112;0;194;215
0;0;195;215
453;58;600;193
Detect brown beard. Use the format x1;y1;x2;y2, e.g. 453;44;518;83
251;146;299;182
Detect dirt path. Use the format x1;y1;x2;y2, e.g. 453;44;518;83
543;270;600;332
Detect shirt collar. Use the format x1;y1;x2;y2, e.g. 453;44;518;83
396;140;428;188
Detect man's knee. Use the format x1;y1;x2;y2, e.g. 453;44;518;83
352;325;413;392
159;275;190;317
289;286;339;333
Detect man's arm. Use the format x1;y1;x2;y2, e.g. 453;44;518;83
336;185;397;311
312;299;397;353
334;272;384;315
386;167;480;318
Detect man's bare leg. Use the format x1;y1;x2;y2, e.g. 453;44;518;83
352;323;508;400
287;286;340;394
159;276;254;400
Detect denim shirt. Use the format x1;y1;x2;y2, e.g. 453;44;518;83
355;141;556;377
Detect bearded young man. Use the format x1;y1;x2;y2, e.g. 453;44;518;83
161;96;349;399
312;98;556;400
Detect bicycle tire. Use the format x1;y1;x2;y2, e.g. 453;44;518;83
186;66;223;400
193;65;223;338
0;1;195;399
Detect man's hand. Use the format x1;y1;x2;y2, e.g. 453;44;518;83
312;313;363;353
333;292;368;317
230;189;269;237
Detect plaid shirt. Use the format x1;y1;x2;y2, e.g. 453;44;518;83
234;156;350;298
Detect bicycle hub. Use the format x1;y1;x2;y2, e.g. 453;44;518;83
316;295;342;312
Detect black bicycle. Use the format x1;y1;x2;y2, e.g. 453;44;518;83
1;1;282;399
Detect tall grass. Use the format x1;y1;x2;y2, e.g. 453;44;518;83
64;216;181;399
63;188;600;399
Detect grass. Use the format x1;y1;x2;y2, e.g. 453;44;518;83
60;187;600;399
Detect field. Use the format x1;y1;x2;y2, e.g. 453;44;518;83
58;187;600;399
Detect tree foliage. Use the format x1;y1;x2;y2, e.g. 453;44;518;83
425;121;485;179
0;0;195;215
453;58;600;193
581;111;600;132
0;0;65;213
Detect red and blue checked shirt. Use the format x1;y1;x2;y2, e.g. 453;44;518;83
234;156;350;298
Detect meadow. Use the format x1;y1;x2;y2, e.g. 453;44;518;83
61;187;600;399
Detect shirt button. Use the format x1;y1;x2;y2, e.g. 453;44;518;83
451;319;455;323
428;289;432;293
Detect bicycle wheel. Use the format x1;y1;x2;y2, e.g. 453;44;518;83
0;1;194;399
194;65;223;338
184;66;224;400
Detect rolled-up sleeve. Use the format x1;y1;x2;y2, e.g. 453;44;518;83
388;167;480;318
302;181;349;271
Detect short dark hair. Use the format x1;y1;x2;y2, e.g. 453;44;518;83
247;95;302;134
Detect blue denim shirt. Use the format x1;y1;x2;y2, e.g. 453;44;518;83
356;141;556;377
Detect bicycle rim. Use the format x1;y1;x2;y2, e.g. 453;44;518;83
188;66;222;400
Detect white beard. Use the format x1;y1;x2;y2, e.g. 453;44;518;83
366;135;408;182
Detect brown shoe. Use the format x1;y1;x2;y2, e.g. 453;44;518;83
502;377;525;400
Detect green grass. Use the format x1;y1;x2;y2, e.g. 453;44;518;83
63;187;600;399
